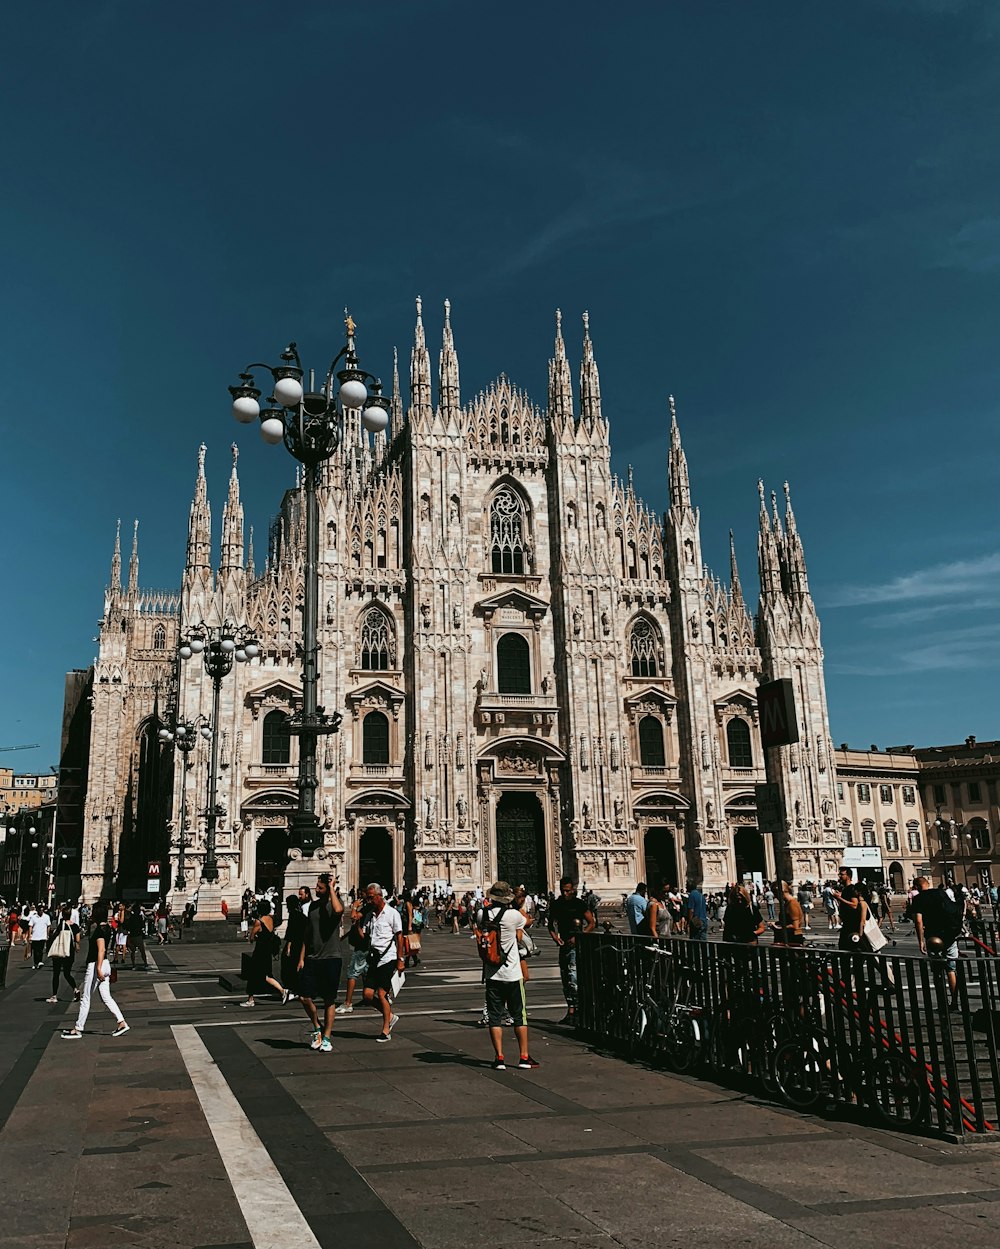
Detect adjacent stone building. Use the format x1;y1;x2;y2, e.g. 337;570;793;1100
77;303;843;907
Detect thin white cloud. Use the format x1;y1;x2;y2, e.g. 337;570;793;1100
825;552;1000;608
831;621;1000;676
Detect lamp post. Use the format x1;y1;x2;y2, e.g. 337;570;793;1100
229;315;388;857
157;714;212;891
16;826;38;901
177;625;258;884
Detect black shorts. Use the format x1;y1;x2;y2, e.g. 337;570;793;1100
485;979;527;1028
297;958;343;1003
368;960;396;996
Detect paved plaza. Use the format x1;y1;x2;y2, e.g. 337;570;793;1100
3;927;1000;1249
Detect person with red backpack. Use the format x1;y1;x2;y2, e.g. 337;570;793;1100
477;881;539;1072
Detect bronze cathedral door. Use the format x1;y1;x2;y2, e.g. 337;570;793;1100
495;793;547;894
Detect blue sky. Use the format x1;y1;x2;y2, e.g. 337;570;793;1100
3;0;999;771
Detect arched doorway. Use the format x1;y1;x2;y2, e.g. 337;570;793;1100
734;827;766;881
359;826;394;891
255;827;290;892
495;792;546;894
643;827;677;889
889;860;904;891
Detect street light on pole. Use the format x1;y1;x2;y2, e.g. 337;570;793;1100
157;713;212;892
229;316;386;857
177;625;258;885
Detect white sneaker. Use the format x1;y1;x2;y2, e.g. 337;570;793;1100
309;1030;323;1050
339;1003;354;1014
388;1012;400;1033
45;996;58;1004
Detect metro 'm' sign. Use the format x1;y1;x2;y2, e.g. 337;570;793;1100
757;678;799;748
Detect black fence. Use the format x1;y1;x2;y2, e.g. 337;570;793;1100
577;933;1000;1141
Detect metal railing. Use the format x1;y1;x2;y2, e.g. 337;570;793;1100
577;932;1000;1141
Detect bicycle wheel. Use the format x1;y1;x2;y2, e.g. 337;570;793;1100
663;1013;703;1072
773;1038;831;1111
868;1052;929;1129
754;1012;794;1099
627;1003;649;1063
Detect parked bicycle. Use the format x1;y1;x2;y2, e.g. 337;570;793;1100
627;944;706;1071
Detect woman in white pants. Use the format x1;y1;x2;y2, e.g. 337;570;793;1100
61;905;129;1039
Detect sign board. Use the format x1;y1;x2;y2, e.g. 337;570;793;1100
146;860;161;895
757;678;799;748
842;846;883;867
754;782;782;832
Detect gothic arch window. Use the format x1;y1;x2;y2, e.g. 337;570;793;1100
362;711;390;766
628;617;660;678
262;710;291;765
490;486;528;575
638;716;666;768
359;606;394;671
726;718;753;768
496;632;531;694
152;624;166;651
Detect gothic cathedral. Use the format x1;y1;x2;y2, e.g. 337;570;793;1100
79;301;842;906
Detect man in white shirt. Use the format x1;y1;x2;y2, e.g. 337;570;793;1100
28;906;51;969
361;883;405;1042
480;881;539;1072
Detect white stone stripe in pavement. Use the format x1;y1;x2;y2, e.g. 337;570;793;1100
172;1023;320;1249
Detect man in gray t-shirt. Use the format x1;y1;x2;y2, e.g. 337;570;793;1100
295;873;344;1053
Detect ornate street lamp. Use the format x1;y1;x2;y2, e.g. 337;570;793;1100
228;315;388;856
158;714;212;890
177;625;259;883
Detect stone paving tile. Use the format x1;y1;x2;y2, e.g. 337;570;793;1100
791;1207;1000;1248
497;1112;646;1151
599;1099;832;1144
513;1154;819;1249
366;1160;608;1248
329;1117;533;1166
697;1137;1000;1205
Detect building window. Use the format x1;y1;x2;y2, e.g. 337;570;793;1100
362;711;390;766
638;716;666;768
968;782;982;804
907;821;921;853
726;718;753;769
884;821;899;853
359;606;394;670
496;632;531;695
933;784;946;805
490;487;527;575
262;710;291;765
969;821;990;852
843;820;855;846
879;785;893;804
857;784;871;803
152;624;166;651
861;819;876;847
836;782;844;801
627;617;660;678
902;785;915;805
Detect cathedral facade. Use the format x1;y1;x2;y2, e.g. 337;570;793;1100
79;302;843;907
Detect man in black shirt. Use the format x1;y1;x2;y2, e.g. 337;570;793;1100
547;876;595;1025
912;876;962;1009
832;866;872;952
295;873;344;1053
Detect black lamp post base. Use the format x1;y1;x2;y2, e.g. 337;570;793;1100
289;812;323;858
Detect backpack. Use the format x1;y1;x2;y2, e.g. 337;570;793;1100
412;908;424;932
476;904;509;969
938;891;965;943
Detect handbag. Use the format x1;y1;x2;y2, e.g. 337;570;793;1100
49;925;72;960
365;942;393;978
863;914;888;952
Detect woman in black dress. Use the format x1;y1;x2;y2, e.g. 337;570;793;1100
240;899;288;1007
722;884;766;945
281;895;306;1001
